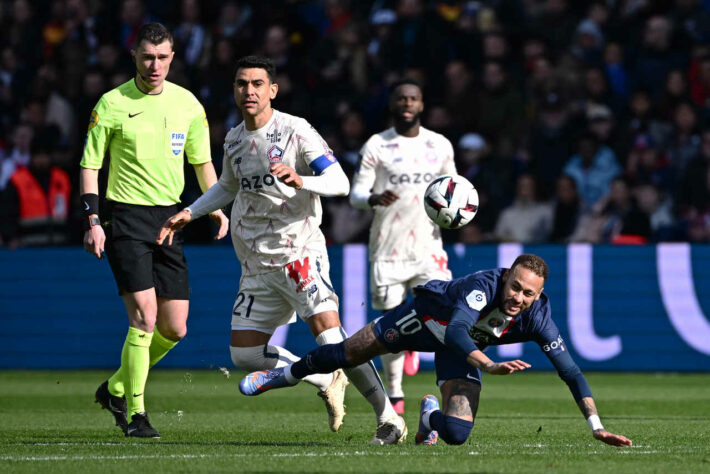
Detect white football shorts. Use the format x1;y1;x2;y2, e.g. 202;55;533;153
370;250;452;310
231;252;339;333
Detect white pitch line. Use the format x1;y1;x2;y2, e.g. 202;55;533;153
0;451;442;462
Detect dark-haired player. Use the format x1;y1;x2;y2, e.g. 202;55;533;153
158;55;407;445
80;22;228;438
349;78;457;415
240;254;633;448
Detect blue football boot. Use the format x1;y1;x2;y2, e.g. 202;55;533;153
415;394;440;445
239;368;293;396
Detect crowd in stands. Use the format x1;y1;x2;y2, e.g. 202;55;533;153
2;0;710;247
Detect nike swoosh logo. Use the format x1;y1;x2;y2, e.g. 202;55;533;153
138;334;146;338
84;201;89;211
128;112;143;118
466;373;480;381
133;393;143;398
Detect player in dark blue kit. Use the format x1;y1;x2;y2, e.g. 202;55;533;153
239;254;633;447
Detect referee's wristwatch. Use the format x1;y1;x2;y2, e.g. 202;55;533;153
83;215;102;231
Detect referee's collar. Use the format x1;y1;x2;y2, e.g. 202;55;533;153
133;77;166;96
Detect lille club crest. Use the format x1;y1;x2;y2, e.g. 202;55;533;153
267;145;284;163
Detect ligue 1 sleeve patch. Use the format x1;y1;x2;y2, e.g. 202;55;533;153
170;132;186;156
88;110;98;131
466;289;487;311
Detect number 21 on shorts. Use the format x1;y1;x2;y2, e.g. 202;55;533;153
233;292;254;318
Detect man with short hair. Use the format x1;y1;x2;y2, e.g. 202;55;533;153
158;55;407;445
239;254;633;448
80;22;228;438
349;78;457;415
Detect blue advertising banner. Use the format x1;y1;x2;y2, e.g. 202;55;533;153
1;244;709;371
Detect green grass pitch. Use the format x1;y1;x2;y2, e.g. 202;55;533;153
0;370;708;473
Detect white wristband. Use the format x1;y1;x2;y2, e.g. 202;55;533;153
586;414;604;431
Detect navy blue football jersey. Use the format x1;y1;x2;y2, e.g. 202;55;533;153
413;268;592;401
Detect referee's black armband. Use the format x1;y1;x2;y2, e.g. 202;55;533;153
80;193;100;217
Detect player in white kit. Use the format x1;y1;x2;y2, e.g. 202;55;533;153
157;56;406;444
349;78;457;414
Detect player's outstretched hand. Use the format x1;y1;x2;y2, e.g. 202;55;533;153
209;209;229;240
271;163;303;189
157;209;192;246
486;359;531;375
593;429;633;447
83;223;105;259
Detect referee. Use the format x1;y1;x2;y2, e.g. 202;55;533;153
79;22;228;438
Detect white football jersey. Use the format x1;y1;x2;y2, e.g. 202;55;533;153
354;127;456;261
219;110;335;275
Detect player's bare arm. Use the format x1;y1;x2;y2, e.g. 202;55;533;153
192;162;229;240
466;349;531;375
270;163;303;189
368;190;400;206
79;167;105;259
578;396;633;447
343;322;388;366
157;209;192;246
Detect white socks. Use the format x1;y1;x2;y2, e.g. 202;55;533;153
230;344;333;391
380;352;405;399
316;327;398;424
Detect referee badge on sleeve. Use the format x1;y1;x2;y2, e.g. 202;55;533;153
88;110;98;131
170;131;186;156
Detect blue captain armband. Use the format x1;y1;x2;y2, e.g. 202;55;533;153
309;153;338;175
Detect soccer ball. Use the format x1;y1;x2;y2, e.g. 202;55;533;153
423;175;479;229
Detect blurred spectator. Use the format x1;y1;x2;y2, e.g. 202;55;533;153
573;176;651;244
0;133;71;247
366;8;397;76
338;109;367;176
603;42;629;100
676;128;710;240
528;90;579;193
635;183;676;241
667;101;701;178
625;134;675;194
570;18;604;66
456;132;505;236
549;174;583;243
632;15;687;99
0;123;33;190
118;0;151;51
580;66;626;118
563;132;621;211
494;173;552;243
586;103;621;155
689;53;710;109
442;60;477;132
213;1;253;42
657;68;690;120
531;0;578;56
174;0;210;69
475;60;525;158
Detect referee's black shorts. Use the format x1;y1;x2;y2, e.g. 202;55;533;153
104;201;189;299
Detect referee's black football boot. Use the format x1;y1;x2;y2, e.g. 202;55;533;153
95;381;128;434
126;412;161;438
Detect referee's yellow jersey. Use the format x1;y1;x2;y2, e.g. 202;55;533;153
80;79;211;206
